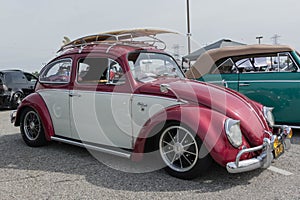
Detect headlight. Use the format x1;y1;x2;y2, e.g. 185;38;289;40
263;107;275;127
225;118;243;148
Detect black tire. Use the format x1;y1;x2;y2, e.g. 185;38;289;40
158;122;212;180
11;92;23;109
20;107;47;147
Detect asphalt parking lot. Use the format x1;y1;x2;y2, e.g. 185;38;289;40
0;110;299;200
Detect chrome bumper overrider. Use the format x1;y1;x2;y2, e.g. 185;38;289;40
226;126;292;173
10;110;17;123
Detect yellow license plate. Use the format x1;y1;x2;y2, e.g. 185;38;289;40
274;143;284;158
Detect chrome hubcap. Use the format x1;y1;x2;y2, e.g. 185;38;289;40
24;111;40;141
173;143;184;155
159;126;198;172
29;122;35;130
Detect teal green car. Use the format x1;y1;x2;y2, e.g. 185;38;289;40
185;44;300;127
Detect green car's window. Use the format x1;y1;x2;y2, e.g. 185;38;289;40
214;58;238;74
234;52;299;73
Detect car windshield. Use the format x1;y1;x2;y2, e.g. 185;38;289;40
128;52;184;83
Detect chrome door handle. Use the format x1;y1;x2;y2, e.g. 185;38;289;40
69;92;81;97
222;79;228;88
239;83;250;87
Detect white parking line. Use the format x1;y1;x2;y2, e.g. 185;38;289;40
268;166;293;176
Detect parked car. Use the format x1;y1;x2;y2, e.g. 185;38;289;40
185;44;300;128
11;30;292;179
0;70;37;109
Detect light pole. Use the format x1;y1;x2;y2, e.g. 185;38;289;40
186;0;191;55
256;36;263;44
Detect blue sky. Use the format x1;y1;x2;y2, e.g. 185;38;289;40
1;0;299;72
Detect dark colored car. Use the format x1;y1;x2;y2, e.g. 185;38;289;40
0;70;37;109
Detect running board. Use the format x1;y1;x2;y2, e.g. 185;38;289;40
51;136;131;159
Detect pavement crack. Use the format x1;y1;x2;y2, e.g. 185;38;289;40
53;178;81;184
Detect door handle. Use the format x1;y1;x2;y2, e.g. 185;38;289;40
222;79;228;88
239;83;250;87
69;92;81;97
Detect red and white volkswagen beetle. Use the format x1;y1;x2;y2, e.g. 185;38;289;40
11;29;292;179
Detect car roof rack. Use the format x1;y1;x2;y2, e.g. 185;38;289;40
57;28;177;54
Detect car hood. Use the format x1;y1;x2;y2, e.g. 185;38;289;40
137;78;270;146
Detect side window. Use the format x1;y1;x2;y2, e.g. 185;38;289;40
77;57;124;85
24;72;38;83
277;53;298;72
236;58;255;72
107;60;125;84
40;59;72;83
235;53;298;73
214;58;237;74
236;58;268;72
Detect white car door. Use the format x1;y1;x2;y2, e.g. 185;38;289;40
38;58;72;138
70;56;133;149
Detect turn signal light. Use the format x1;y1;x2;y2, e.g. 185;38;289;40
273;137;281;149
287;129;293;139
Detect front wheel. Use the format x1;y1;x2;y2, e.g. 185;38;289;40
159;124;212;179
20;108;47;147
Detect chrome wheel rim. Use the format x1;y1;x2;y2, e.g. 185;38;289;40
159;126;198;172
24;111;41;141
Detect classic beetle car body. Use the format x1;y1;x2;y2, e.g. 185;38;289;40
185;45;300;127
12;29;292;179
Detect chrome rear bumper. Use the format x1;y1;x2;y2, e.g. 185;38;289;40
226;126;292;174
10;110;17;123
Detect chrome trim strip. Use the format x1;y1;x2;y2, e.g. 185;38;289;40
221;84;266;129
38;89;183;105
274;124;300;129
209;80;300;84
51;136;131;159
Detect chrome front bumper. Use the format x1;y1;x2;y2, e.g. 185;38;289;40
226;126;292;173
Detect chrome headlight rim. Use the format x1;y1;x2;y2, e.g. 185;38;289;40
263;106;275;127
225;118;243;148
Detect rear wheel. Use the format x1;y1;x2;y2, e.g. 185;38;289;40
20;108;47;147
159;123;212;179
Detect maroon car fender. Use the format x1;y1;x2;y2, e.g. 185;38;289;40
132;104;252;166
14;93;54;141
